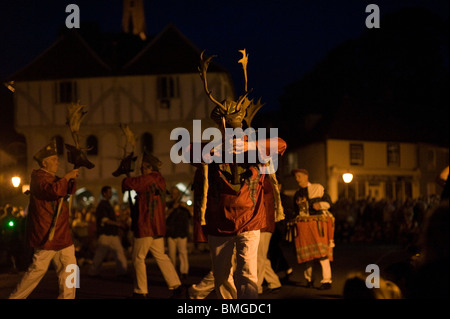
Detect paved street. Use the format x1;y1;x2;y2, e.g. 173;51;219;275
0;242;410;300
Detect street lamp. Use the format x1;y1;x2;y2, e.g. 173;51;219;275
12;176;21;188
342;173;353;184
342;173;353;199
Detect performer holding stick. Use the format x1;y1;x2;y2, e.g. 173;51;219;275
9;140;80;299
9;103;95;299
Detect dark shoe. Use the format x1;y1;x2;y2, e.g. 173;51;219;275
297;280;314;288
267;286;281;294
129;292;148;299
180;273;188;281
170;285;187;299
318;283;332;290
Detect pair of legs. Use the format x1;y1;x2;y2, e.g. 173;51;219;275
167;236;189;276
188;269;237;299
257;232;282;293
132;236;181;294
88;234;128;276
303;257;332;284
9;245;77;299
208;230;259;299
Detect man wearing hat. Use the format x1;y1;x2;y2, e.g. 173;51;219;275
291;168;334;290
9;140;79;299
121;152;183;298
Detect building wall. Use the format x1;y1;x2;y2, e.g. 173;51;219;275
326;139;422;202
281;138;443;203
14;72;234;206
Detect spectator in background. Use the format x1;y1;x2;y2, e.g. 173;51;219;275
166;185;191;280
88;186;128;277
0;205;22;273
343;272;402;299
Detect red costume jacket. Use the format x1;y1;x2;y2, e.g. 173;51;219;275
190;137;286;237
26;169;75;250
122;171;166;238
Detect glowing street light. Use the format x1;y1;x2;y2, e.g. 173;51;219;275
342;173;353;199
12;176;21;188
342;173;353;183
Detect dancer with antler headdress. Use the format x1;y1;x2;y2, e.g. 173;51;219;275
113;125;184;298
9;141;80;299
186;49;287;299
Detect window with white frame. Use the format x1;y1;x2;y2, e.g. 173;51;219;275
387;143;400;166
350;143;364;166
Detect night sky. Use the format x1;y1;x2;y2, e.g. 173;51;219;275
0;0;448;145
1;1;448;106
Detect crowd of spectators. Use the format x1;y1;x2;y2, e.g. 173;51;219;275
331;195;442;247
0;203;134;272
2;194;441;272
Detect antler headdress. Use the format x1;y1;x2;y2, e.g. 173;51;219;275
64;102;95;169
112;123;138;177
198;50;285;222
199;49;264;129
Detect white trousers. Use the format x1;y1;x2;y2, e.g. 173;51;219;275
167;236;189;275
304;258;332;283
9;245;77;299
89;234;128;276
208;230;259;299
257;232;281;293
132;237;181;294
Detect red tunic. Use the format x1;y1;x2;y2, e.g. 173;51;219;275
122;171;166;238
192;137;287;237
26;169;75;250
204;164;266;236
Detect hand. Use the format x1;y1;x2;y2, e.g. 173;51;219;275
64;169;79;180
312;202;321;210
232;137;245;155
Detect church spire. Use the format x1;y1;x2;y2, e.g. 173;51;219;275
122;0;147;40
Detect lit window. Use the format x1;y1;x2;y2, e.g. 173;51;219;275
350;143;364;166
387;143;400;166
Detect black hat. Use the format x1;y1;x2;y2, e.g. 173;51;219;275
33;140;58;164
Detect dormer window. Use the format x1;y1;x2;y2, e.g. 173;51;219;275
157;76;179;100
55;81;78;103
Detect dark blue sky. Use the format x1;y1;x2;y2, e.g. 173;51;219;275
0;0;448;112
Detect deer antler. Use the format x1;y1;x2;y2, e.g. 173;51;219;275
119;123;136;157
243;97;264;127
199;51;227;113
66;102;88;149
238;49;248;92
